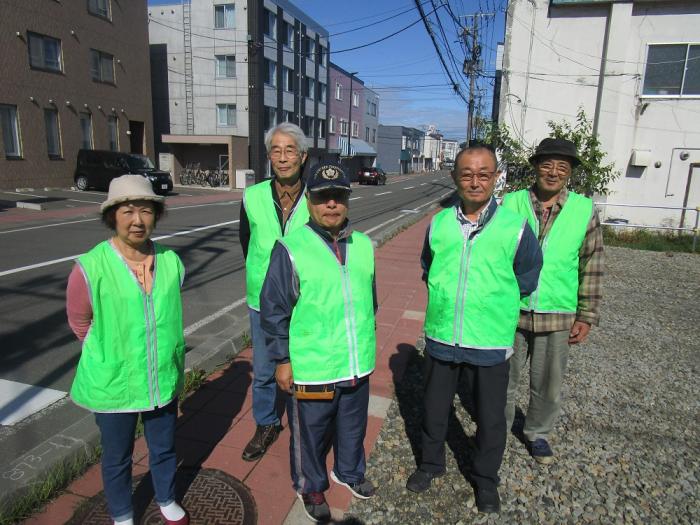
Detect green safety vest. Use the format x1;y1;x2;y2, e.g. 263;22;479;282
424;206;526;349
280;226;376;384
501;189;593;314
70;241;186;412
244;179;309;310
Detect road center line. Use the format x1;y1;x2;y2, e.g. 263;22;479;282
349;197;362;201
404;186;415;190
0;220;240;277
375;191;392;196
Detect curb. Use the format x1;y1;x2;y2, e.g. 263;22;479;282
1;192;451;518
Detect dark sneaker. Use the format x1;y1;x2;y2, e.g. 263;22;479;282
241;424;281;462
529;438;554;464
298;491;331;523
405;468;445;493
475;487;501;513
330;470;375;499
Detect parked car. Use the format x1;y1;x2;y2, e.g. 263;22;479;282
357;166;387;186
74;150;173;194
441;160;454;170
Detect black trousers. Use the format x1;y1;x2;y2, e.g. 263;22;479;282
419;353;509;491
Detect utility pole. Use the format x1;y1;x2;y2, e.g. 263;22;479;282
462;13;494;145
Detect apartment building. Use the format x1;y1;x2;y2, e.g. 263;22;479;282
376;125;423;174
0;0;154;190
149;0;329;183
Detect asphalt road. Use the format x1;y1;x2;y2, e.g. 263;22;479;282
0;172;454;395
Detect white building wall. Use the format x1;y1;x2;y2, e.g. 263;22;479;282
500;0;700;227
149;0;250;137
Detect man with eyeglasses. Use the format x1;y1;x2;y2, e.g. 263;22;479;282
260;163;377;522
502;137;604;465
239;122;310;462
406;144;542;513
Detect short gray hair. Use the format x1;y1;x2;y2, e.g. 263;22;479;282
264;122;308;155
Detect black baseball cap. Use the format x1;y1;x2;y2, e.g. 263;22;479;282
305;163;352;193
529;137;581;167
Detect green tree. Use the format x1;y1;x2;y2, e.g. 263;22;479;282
488;107;620;196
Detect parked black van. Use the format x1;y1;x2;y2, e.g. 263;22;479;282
74;150;173;194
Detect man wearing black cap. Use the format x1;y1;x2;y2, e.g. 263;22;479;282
502;137;604;464
260;163;377;523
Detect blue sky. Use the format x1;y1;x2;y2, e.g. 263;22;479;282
148;0;505;141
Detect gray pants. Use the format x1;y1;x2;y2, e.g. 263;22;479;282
505;329;570;442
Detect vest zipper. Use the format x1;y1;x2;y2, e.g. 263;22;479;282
456;238;475;346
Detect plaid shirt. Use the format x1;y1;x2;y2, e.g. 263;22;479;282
518;187;604;333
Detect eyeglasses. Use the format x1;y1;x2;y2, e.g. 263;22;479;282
269;147;300;159
537;162;571;176
457;171;496;183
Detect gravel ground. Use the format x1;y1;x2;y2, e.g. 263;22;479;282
347;246;700;524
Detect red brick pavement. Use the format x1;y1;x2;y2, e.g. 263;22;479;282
22;213;434;525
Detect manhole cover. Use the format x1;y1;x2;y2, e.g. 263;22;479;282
68;468;257;524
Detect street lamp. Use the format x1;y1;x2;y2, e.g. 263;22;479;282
347;71;358;157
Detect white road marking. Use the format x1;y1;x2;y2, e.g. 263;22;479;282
375;191;392;196
363;190;452;236
349;197;362;201
0;379;66;426
0;201;240;235
184;297;247;337
363;215;406;235
1;191;44;198
420;183;427;186
0;220;240;277
68;199;101;204
404;186;415;190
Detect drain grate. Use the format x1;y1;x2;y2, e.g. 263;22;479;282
68;468;257;524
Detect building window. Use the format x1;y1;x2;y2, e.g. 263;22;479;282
372;128;376;143
365;126;370;142
352;91;359;107
371;101;377;116
318;119;326;139
80;113;93;149
87;0;111;20
90;49;115;83
107;115;119;151
44;108;62;158
265;59;277;87
329;115;335;134
319;82;327;103
318;45;327;67
0;104;22;158
214;4;235;29
264;9;277;39
306;78;315;100
265;106;277;130
643;43;700;96
305;36;316;60
215;55;236;77
28;32;62;72
283;67;293;92
282;22;294;49
335;82;342;100
285;111;294;123
217;104;236;126
340;118;348;135
351;121;359;138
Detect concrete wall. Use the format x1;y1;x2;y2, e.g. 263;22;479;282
501;0;700;226
0;0;155;189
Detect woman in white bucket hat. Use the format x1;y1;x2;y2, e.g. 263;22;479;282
66;175;189;525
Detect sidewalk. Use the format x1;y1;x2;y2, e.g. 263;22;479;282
22;213;433;525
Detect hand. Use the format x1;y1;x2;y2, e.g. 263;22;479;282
569;321;591;345
275;363;294;393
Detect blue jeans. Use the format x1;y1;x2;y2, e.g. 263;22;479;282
94;400;178;521
250;307;280;426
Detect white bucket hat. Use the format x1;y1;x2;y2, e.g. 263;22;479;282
100;174;165;213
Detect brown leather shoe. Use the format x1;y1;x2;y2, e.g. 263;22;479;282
241;424;282;461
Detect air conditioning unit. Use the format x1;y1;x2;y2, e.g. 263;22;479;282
629;149;651;167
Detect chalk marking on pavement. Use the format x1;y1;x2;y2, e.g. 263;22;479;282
349;197;362;201
0;220;240;277
375;191;392;196
184;297;247;337
0;201;239;235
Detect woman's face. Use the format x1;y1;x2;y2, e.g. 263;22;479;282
114;200;156;247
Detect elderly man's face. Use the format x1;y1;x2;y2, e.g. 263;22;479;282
306;189;350;233
535;155;572;195
452;149;498;210
268;131;307;182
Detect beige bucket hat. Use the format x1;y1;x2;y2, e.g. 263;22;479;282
100;174;165;213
